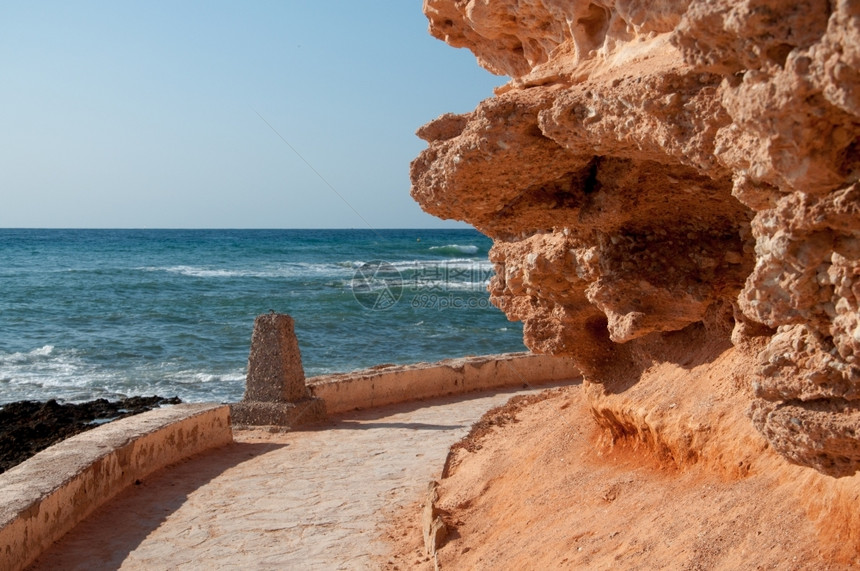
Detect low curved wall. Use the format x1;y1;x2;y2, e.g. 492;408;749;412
0;403;232;571
308;352;581;415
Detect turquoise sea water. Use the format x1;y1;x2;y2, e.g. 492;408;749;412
0;229;525;404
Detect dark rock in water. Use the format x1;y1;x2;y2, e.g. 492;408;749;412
0;395;181;474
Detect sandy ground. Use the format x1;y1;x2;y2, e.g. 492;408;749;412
384;385;857;570
28;387;552;570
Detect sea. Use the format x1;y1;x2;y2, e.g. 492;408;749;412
0;228;525;405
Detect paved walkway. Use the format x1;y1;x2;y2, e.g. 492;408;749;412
30;387;547;570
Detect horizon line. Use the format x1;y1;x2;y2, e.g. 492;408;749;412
0;226;480;231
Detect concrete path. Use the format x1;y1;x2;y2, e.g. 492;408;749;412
30;387;547;570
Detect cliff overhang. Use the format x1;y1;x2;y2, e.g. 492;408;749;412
411;0;860;477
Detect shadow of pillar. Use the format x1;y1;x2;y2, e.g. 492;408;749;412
230;313;326;428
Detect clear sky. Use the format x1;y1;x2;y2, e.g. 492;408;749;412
0;2;504;229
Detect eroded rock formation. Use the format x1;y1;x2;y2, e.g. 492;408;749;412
411;0;860;476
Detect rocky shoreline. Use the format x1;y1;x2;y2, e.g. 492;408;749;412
0;396;181;474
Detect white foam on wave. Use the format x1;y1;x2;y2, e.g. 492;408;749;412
157;370;246;402
429;244;480;255
0;345;102;389
185;371;245;384
390;259;494;271
0;350;248;404
0;344;56;364
138;263;355;279
138;260;495;282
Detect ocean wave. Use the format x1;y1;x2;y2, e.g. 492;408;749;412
140;265;272;278
157;370;246;401
389;259;494;272
137;260;496;281
0;345;102;389
0;345;57;364
138;264;354;279
186;372;245;384
0;350;247;404
429;244;480;255
341;260;495;282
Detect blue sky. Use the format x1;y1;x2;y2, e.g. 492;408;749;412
0;2;503;228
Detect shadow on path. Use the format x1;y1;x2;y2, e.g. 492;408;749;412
330;420;466;431
30;441;286;571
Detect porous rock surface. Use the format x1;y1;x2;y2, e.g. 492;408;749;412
412;0;860;476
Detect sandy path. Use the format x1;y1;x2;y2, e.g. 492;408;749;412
29;388;545;570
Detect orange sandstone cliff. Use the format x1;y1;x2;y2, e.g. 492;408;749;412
411;0;860;481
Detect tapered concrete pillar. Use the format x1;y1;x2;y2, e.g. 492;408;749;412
231;313;326;428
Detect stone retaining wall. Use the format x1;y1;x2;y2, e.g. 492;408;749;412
0;403;232;571
308;352;580;414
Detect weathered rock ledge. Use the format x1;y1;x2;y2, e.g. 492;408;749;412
412;0;860;477
404;338;860;568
